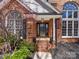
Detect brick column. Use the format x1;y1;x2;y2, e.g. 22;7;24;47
55;18;62;43
26;18;36;42
49;19;53;38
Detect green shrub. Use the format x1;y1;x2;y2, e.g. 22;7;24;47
6;34;16;45
3;40;35;59
0;36;5;43
16;40;35;52
4;47;31;59
3;54;11;59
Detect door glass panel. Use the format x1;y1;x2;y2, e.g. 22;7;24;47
37;23;48;37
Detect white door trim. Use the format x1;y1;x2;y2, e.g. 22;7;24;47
53;18;55;42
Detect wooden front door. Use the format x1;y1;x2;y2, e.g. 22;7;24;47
36;19;53;41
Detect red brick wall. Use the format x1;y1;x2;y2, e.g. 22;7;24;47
62;38;79;43
26;18;36;42
48;0;79;11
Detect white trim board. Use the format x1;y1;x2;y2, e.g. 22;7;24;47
41;0;60;14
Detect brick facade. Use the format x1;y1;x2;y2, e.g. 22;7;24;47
0;0;79;50
48;0;79;11
0;0;36;42
48;0;79;43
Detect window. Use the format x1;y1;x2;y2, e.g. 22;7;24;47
62;2;79;38
6;10;24;38
37;23;49;37
62;2;78;18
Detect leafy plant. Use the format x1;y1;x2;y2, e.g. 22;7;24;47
3;47;31;59
6;34;16;45
16;40;35;52
0;36;5;43
3;40;35;59
3;53;11;59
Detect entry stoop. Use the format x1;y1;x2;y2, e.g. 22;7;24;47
36;37;55;52
33;37;53;59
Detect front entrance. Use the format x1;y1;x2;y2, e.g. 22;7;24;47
35;19;53;52
36;19;53;41
35;17;62;50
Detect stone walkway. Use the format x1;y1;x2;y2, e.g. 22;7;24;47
52;42;79;59
0;55;3;59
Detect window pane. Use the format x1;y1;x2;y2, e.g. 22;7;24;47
74;21;78;36
74;29;78;36
62;21;66;36
74;21;78;28
62;11;66;18
74;11;78;18
68;21;72;28
68;29;72;36
62;29;66;36
62;21;66;28
63;3;78;10
68;21;72;36
68;11;72;18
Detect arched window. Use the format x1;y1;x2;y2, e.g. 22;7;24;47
62;2;78;18
62;2;79;38
6;10;24;38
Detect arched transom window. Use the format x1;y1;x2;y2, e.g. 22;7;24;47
62;2;79;38
6;10;24;36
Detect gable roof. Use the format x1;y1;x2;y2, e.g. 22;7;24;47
18;0;60;14
35;0;60;14
0;0;60;15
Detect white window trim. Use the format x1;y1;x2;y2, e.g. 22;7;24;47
6;11;23;35
62;20;79;38
62;10;79;38
62;36;79;38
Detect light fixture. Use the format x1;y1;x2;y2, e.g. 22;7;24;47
41;18;44;22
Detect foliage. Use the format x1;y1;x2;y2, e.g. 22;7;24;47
16;40;35;53
0;32;35;59
3;53;11;59
6;34;16;45
0;36;5;43
0;33;16;48
4;47;31;59
3;40;35;59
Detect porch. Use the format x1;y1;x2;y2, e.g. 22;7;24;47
26;14;62;49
